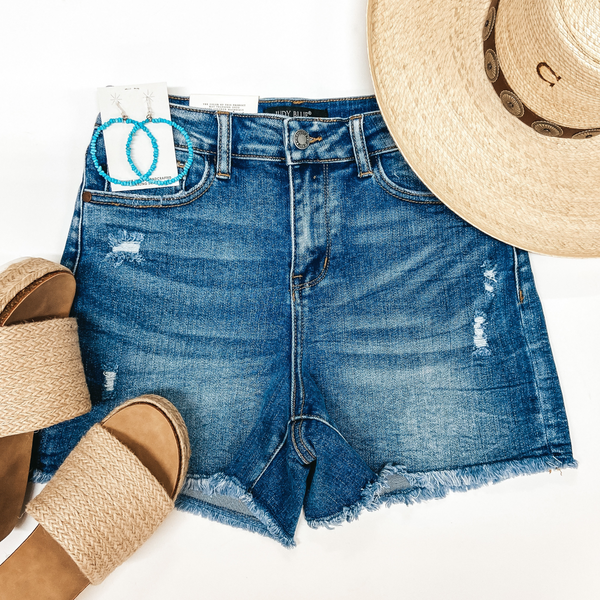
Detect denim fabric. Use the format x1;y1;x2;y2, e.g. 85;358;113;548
33;96;576;546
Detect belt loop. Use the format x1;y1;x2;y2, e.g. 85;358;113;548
216;111;232;180
349;115;373;178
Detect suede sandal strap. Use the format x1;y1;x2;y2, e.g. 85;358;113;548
27;423;174;585
0;318;91;437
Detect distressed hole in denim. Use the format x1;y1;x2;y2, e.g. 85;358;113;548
483;264;497;295
473;314;491;356
379;472;411;495
184;489;258;519
103;370;117;392
105;230;145;267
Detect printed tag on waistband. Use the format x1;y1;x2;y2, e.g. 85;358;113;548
97;82;178;191
262;106;329;117
189;94;259;114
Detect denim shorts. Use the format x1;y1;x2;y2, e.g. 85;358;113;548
33;95;576;546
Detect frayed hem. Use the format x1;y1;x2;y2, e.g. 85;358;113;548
177;473;295;548
307;455;578;530
31;469;53;484
32;466;295;547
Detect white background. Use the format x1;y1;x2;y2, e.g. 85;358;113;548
1;1;599;598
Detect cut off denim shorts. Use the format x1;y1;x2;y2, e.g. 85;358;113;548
33;96;576;546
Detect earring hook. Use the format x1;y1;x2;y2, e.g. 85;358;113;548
144;90;154;121
110;93;128;120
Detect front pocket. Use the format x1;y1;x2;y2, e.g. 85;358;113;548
82;148;215;209
373;150;441;204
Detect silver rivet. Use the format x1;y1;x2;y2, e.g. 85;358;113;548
482;6;496;41
532;120;563;137
500;90;524;117
294;129;310;149
572;128;600;139
485;49;499;83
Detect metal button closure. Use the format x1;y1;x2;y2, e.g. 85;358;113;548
294;129;310;149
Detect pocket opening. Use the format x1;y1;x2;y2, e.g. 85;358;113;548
373;151;441;204
82;150;215;209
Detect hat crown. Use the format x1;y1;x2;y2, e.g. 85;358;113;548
559;0;600;65
495;0;600;129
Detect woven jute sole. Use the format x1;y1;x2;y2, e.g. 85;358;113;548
0;258;80;542
0;395;190;599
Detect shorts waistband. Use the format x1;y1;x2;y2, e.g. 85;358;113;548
161;95;397;170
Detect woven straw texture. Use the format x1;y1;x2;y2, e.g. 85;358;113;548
27;423;175;585
497;0;600;128
0;258;70;314
0;318;91;436
367;0;600;257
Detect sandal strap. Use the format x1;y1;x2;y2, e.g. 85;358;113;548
0;318;91;436
27;424;174;585
0;258;71;314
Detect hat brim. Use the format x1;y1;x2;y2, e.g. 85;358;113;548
367;0;600;257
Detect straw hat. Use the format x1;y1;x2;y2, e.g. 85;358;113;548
367;0;600;257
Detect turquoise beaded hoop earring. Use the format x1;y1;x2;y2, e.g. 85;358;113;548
90;118;159;187
126;117;194;186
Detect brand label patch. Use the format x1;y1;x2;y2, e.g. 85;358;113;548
263;106;329;118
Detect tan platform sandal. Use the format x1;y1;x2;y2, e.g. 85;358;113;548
0;394;190;599
0;258;91;541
